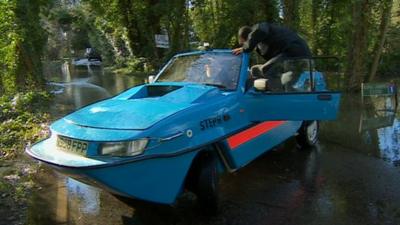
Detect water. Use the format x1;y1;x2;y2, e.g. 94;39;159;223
320;93;399;164
45;62;143;118
24;62;400;225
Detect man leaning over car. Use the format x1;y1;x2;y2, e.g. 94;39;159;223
232;22;312;90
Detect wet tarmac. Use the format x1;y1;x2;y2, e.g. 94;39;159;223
19;63;400;225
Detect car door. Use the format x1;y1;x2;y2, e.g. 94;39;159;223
243;91;340;121
242;57;341;122
219;56;341;169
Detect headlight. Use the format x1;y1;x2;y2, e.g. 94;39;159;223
99;139;148;156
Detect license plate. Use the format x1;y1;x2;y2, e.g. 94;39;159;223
56;136;88;156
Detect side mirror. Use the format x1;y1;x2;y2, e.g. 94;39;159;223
254;78;269;91
148;75;155;84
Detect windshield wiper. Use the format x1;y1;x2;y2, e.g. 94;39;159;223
201;83;227;89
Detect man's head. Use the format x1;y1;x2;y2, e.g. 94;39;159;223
238;26;252;46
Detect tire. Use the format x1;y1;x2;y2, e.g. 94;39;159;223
296;120;319;149
194;152;219;215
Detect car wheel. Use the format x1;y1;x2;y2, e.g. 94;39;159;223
296;120;319;149
195;152;219;215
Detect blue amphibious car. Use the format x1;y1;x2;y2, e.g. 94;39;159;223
27;49;340;211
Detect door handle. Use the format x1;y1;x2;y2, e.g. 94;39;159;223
317;94;332;101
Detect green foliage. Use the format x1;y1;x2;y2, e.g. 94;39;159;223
379;23;400;77
0;0;51;94
0;92;51;159
1;0;400;92
190;0;279;48
0;0;18;94
299;0;352;57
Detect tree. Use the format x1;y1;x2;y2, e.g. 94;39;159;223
162;0;190;56
346;0;372;91
259;0;279;23
368;0;393;81
190;0;279;48
0;0;394;92
0;0;50;94
0;1;18;94
282;0;300;30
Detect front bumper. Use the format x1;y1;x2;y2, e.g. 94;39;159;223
26;138;109;168
26;138;198;204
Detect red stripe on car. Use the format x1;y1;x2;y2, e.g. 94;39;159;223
227;121;286;149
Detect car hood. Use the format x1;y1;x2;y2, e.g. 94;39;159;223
61;83;224;130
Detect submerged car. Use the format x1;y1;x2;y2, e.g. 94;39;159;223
27;49;341;212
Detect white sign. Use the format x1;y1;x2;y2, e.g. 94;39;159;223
155;34;170;48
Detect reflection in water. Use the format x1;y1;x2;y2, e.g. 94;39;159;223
61;61;72;82
66;178;100;215
56;178;68;224
321;90;399;165
302;145;322;192
359;94;399;164
377;118;400;163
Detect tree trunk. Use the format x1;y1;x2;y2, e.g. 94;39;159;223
311;0;320;51
147;0;162;60
14;0;47;91
117;0;136;55
345;0;371;91
325;1;335;56
282;0;300;30
368;0;393;82
263;0;279;23
166;0;187;55
183;4;190;50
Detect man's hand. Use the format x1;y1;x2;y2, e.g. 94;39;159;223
232;47;243;55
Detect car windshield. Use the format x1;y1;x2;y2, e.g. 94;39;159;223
156;53;242;90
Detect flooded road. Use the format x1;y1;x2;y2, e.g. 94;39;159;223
22;63;400;225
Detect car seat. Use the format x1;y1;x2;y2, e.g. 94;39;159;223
280;71;294;91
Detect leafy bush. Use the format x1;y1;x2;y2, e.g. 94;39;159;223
0;91;51;159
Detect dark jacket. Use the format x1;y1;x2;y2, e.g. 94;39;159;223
242;22;312;61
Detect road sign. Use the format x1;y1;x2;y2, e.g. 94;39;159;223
362;83;393;97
